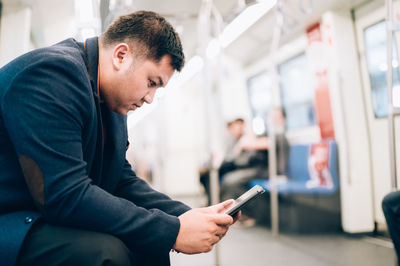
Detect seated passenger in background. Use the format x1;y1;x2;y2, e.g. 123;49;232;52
220;107;289;225
199;118;245;205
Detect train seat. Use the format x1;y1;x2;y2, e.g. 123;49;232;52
251;139;339;195
250;139;341;232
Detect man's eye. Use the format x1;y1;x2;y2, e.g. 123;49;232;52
148;80;157;87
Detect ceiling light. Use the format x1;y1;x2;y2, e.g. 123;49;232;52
219;0;277;48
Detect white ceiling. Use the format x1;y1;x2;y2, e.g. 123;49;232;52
114;0;371;66
5;0;373;66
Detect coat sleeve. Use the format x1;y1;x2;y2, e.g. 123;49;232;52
2;55;181;256
114;159;191;217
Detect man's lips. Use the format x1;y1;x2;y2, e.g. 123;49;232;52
130;103;142;111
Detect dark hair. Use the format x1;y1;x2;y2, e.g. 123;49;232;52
227;118;245;127
101;11;185;71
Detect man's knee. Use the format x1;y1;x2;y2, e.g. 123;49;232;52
69;232;132;266
382;191;400;215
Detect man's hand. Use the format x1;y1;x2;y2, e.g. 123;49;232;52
173;200;235;254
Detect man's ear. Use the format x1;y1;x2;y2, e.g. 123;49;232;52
112;43;130;71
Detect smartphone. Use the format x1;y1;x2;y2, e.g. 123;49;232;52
225;185;265;217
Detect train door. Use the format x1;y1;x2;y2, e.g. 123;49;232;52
355;2;400;227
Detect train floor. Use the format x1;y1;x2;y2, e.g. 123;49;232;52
170;224;396;266
169;195;396;266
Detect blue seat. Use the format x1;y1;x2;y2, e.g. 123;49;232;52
250;139;339;195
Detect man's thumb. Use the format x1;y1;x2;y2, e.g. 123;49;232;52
214;199;235;213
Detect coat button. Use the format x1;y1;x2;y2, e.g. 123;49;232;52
25;216;33;224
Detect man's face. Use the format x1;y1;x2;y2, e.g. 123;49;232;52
228;121;245;139
101;45;174;115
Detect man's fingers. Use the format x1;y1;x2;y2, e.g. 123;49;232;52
215;225;229;238
217;231;227;239
233;210;241;223
212;213;233;225
212;199;235;213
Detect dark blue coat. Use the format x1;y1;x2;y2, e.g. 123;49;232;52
0;37;190;265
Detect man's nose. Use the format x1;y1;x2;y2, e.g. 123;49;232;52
143;89;156;104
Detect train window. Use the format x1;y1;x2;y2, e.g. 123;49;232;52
247;71;272;135
278;52;316;130
364;20;400;118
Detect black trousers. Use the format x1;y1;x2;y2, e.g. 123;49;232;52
382;191;400;266
17;221;170;266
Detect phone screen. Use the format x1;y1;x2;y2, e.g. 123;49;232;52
225;185;265;217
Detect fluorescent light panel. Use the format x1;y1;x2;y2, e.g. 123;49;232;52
219;0;277;48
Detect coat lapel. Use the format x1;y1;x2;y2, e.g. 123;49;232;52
101;109;127;191
84;37;104;185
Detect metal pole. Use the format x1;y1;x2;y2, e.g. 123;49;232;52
386;0;398;190
198;1;221;265
209;2;224;209
204;67;221;266
268;118;279;237
269;0;284;238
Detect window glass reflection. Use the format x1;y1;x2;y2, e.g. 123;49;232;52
247;72;272;135
278;53;316;130
364;20;400;118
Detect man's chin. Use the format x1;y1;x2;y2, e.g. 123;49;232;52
111;107;130;115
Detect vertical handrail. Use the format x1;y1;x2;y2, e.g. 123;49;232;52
268;119;279;237
268;0;284;238
386;0;398;190
198;1;223;265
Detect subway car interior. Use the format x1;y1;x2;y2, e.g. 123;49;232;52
2;0;400;265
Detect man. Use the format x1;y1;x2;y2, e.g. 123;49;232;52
0;11;235;266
